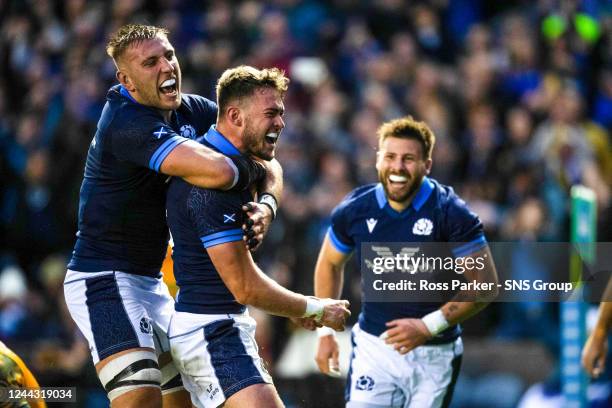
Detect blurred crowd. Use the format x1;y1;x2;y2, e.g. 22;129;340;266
0;0;611;407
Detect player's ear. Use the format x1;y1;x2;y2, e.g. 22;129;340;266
227;106;243;127
375;150;382;171
424;158;432;174
116;70;135;92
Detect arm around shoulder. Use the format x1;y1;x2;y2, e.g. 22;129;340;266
160;140;237;189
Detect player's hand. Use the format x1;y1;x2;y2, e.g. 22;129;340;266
290;317;321;331
381;318;432;355
242;202;273;251
319;299;351;332
582;328;608;378
315;333;341;377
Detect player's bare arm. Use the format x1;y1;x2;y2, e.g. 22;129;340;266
383;246;499;354
313;235;352;376
160;139;238;189
582;278;612;378
242;158;283;250
207;240;350;330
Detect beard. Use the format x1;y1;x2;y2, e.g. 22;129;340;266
243;121;275;161
379;170;423;204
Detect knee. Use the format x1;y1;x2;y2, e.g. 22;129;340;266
98;350;162;405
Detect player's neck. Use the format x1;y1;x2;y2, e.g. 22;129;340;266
215;122;245;154
159;110;172;123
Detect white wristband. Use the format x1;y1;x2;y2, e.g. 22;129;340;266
259;193;278;219
421;310;449;337
303;297;324;321
317;326;336;337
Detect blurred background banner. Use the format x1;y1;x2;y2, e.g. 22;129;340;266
0;1;610;407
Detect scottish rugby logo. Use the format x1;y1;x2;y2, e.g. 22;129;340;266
180;124;196;139
412;218;433;236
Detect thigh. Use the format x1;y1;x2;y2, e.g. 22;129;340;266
113;273;188;402
224;383;283;408
346;327;406;408
114;272;175;337
64;270;154;363
169;312;272;408
405;339;463;408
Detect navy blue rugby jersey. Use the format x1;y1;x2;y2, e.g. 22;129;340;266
67;85;217;276
328;177;487;343
166;125;251;314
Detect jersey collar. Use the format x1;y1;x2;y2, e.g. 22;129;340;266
204;125;241;156
119;85;139;104
375;177;434;213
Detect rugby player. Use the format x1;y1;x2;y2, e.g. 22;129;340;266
166;65;351;408
63;25;281;408
313;117;498;407
0;341;46;408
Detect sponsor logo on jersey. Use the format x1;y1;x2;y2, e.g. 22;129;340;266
412;218;433;236
366;218;378;233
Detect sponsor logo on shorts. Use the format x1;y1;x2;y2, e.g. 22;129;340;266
139;317;153;334
356;375;375;391
206;383;220;400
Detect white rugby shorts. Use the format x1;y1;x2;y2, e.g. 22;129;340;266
169;310;273;408
63;270;175;363
346;324;463;408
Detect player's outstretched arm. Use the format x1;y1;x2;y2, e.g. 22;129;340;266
383;246;499;354
313;235;352;376
582;278;612;378
207;240;350;331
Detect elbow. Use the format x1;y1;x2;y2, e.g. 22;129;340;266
232;284;252;306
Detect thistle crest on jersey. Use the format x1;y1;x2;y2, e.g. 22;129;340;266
412;218;433;235
180;124;196;139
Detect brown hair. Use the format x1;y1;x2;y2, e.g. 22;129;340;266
377;116;436;159
106;24;169;61
216;65;289;113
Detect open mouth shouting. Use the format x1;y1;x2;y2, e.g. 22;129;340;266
264;131;280;145
159;78;178;97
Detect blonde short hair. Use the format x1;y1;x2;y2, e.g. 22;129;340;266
377;116;436;159
106;24;169;62
216;65;289;112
